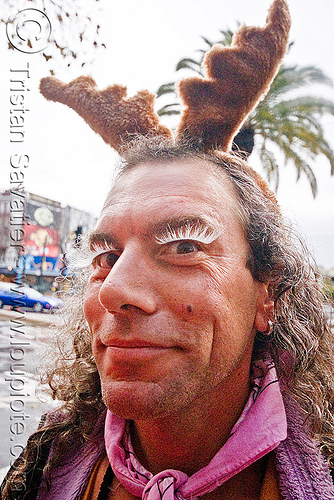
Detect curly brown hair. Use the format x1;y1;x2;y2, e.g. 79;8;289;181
2;138;334;498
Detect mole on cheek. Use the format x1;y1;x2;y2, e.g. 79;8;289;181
186;304;193;313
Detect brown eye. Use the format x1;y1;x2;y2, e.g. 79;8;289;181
176;241;197;254
95;252;119;269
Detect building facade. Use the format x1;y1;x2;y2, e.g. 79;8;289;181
0;190;96;291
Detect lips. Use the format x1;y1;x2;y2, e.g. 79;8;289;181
106;338;167;348
103;339;172;363
107;346;170;365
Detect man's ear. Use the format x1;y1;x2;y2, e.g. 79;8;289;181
254;284;275;333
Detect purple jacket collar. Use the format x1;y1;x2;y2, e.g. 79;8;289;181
36;399;334;500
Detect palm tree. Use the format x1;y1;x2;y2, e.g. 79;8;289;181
156;31;334;196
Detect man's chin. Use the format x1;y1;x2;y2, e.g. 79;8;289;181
101;379;169;421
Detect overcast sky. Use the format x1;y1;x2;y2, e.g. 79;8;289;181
0;0;333;269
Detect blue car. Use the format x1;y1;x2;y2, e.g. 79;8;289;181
0;282;62;312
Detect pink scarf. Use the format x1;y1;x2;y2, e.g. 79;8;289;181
104;357;287;500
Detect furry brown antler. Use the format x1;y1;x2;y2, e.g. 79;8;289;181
40;0;290;154
39;76;172;152
176;0;291;151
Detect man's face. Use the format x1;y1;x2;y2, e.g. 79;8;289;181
84;160;270;420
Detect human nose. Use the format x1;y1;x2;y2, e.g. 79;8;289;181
98;246;158;315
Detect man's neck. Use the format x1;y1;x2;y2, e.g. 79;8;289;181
130;374;251;476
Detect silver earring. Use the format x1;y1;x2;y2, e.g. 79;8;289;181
256;320;274;342
264;320;273;336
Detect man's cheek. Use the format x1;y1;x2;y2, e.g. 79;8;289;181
84;285;102;324
83;297;94;326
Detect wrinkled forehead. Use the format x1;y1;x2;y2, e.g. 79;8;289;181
102;159;241;216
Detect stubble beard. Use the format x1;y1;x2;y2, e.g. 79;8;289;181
100;364;214;421
99;357;236;422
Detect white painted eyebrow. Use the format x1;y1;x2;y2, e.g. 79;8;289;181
89;240;117;258
155;221;221;245
67;238;117;270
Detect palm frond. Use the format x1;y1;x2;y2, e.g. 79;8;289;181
273;96;334;117
200;36;214;48
176;58;203;75
253;96;334;175
263;65;333;102
218;28;235;46
273;136;318;197
156;82;176;98
258;143;280;191
157;103;181;116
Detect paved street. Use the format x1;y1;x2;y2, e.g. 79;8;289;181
0;311;57;481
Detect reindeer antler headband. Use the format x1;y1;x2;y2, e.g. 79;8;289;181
40;0;290;156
